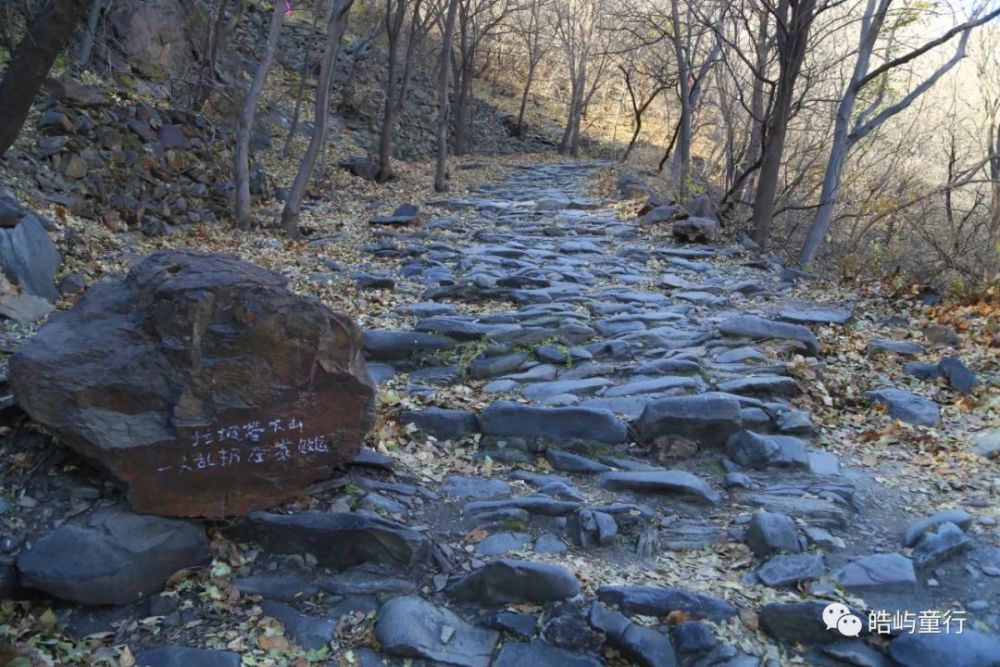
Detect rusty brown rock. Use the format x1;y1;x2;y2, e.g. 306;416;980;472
10;249;376;517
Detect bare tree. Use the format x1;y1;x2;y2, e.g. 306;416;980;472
553;0;608;156
798;0;1000;267
514;0;548;137
435;0;461;191
0;0;92;158
749;0;820;248
234;0;286;229
377;0;423;182
281;0;356;237
452;0;516;154
617;60;670;161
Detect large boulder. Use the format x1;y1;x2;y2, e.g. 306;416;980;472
10;250;376;517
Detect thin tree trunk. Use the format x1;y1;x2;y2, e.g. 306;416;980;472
281;0;354;237
516;60;537;138
434;0;460;192
76;0;104;67
454;46;472;155
750;0;816;249
377;0;406;182
234;0;285;229
0;0;92;158
283;0;326;158
668;0;691;198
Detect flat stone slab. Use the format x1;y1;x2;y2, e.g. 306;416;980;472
866;388;940;426
635;393;742;448
597;585;738;621
232;512;430;571
717;315;819;356
447;559;581;604
478;401;627;443
599;470;721;504
833;553;916;593
375;596;499;667
777;307;852;325
16;510;209;605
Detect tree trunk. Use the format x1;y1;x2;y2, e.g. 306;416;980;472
76;0;104;67
0;0;92;158
516;60;537;138
434;0;460;192
234;0;285;229
377;0;407;182
668;0;691;198
283;0;326;157
454;49;472;155
280;0;354;237
750;0;816;249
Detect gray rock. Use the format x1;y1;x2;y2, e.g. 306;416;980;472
727;431;809;470
441;476;511;499
522;377;614;401
399;408;479;440
604;375;705;397
479;401;627;444
889;629;1000;667
320;564;416;596
492;641;603;667
259;600;334;650
866;388;940;426
938;356;978;394
468;352;529;379
534;534;568;555
363;330;455;362
476;532;533;556
597;585;738;621
811;640;892;667
922;324;960;346
867;339;924;357
599;470;721;504
904;361;941;381
589;602;677;667
718;315;819;356
447;559;581;604
635;393;742;448
568;509;618;548
778;308;852;325
911;522;971;568
133;647;241;667
756;553;824;587
375;596;499;667
0;211;60;301
972;429;1000;459
716;376;799;398
546;450;610;474
16;510;209;605
232;512;429;571
234;576;317;602
671;621;717;656
745;511;801;557
833;553;916;593
903;509;973;547
466;496;581;517
0;291;55;324
760;600;853;645
673;217;719;243
724;472;753;489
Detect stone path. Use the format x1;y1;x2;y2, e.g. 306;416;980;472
6;162;998;666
